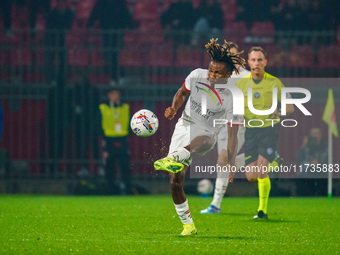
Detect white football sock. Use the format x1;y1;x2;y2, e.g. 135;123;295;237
168;147;190;163
174;200;193;225
211;171;229;209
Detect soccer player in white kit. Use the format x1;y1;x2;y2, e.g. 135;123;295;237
200;42;250;214
154;39;245;236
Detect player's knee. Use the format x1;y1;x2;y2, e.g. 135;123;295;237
247;177;257;182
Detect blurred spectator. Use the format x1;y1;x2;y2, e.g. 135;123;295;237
236;0;273;28
87;0;134;85
96;87;131;194
307;0;327;32
296;128;327;166
295;0;310;31
307;0;329;45
295;128;328;196
67;71;99;176
235;0;248;25
325;0;340;31
191;0;224;46
43;0;74;83
161;0;196;45
275;0;299;31
29;0;50;38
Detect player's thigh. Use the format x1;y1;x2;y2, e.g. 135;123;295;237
190;124;216;155
257;155;270;179
168;119;191;154
190;135;215;154
245;161;258;181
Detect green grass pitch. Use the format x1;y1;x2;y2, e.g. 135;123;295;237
1;195;339;254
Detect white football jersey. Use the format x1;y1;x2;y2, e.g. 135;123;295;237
217;66;250;153
180;68;240;135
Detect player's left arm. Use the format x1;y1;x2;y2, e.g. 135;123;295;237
227;124;238;183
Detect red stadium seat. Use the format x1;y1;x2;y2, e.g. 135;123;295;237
1;99;46;170
289;44;314;68
89;73;110;85
90;50;107;67
75;0;96;21
266;44;287;68
147;48;173;68
336;25;340;44
192;0;202;8
136;31;164;46
221;1;237;22
10;49;32;66
68;48;90;67
316;45;340;69
50;0;72;8
148;74;187;85
22;72;44;83
86;31;102;46
123;30;137;46
0;30;22;45
139;19;162;31
66;31;83;47
0;50;9;66
119;48;146;67
250;22;275;43
161;0;177;12
174;45;202;68
36;50;44;67
133;0;160;21
224;22;248;44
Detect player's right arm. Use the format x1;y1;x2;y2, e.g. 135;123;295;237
165;83;190;120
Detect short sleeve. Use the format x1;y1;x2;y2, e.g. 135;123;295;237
184;69;202;92
276;79;285;102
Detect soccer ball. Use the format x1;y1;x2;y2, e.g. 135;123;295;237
130;109;159;137
197;179;214;195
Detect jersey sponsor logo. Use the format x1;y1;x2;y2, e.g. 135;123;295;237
196;82;223;106
254;92;260;99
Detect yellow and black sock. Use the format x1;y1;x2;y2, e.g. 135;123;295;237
258;177;271;214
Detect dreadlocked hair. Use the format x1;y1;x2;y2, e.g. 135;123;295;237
205;38;245;75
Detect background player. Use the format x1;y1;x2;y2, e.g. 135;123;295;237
200;42;250;214
235;47;294;219
154;39;245;235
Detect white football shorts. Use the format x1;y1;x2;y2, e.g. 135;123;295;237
217;125;245;155
168;118;217;166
